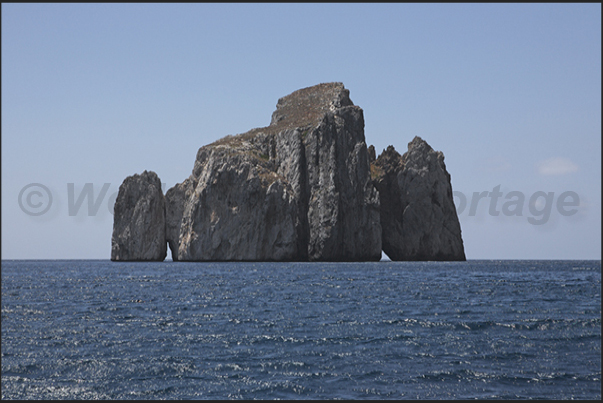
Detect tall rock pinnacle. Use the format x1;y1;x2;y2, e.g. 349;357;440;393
111;170;167;261
371;136;466;261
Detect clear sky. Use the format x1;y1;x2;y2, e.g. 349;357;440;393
2;3;601;260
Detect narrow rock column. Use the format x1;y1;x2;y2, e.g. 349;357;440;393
165;177;195;261
111;170;167;261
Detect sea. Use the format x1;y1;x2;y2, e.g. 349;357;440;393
1;259;600;400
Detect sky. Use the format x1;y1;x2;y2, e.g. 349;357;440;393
2;3;601;260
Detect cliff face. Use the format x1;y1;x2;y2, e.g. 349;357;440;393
296;85;381;261
111;170;167;261
171;82;381;261
176;145;304;261
372;137;466;261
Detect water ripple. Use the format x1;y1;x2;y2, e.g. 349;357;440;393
2;259;600;399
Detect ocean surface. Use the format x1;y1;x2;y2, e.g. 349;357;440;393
1;260;600;399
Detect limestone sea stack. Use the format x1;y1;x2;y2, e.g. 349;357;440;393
112;83;466;262
111;170;167;261
371;137;466;261
168;82;382;261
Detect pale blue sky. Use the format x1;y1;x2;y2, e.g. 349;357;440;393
2;3;601;260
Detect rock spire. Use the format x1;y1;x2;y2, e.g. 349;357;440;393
111;170;167;261
371;136;466;261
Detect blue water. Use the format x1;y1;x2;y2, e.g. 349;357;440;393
1;260;600;399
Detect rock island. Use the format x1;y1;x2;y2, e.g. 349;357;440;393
111;83;465;262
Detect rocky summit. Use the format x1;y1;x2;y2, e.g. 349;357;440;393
112;83;465;261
